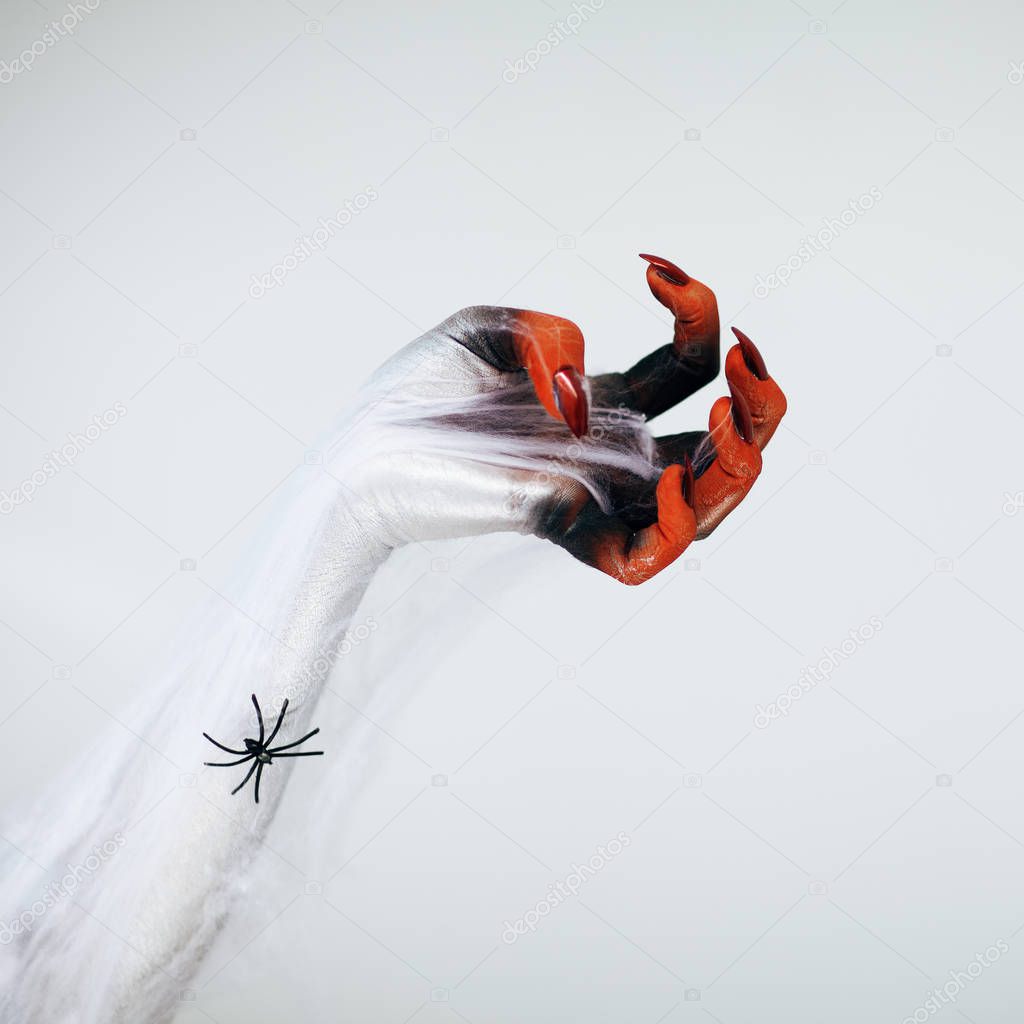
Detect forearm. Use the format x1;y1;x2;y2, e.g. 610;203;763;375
1;468;393;1024
117;486;392;1018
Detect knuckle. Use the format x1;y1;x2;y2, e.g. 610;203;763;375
455;304;494;325
694;280;718;307
719;446;761;480
775;388;788;419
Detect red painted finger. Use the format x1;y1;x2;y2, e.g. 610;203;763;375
724;327;787;449
692;391;762;539
640;254;720;357
443;306;588;437
589;256;720;420
553;464;697;585
514;310;588;435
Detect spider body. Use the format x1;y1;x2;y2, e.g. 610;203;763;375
203;694;323;804
244;738;273;762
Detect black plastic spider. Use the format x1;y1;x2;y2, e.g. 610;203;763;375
203;694;323;804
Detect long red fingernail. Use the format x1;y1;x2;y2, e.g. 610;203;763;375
731;326;768;381
682;454;695;506
729;383;754;444
638;253;690;286
553;365;589;438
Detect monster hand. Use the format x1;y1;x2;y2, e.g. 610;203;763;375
354;253;787;585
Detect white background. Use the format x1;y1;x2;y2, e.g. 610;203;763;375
2;0;1024;1021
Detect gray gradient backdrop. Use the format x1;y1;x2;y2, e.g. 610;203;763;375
2;0;1024;1022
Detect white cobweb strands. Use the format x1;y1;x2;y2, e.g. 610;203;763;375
359;378;662;515
0;450;386;1022
0;371;663;1023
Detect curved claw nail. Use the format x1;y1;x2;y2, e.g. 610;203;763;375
638;253;690;286
553;365;589;438
731;326;768;381
728;383;754;444
682;454;695;507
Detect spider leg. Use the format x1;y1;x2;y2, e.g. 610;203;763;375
251;693;265;746
267;727;320;754
230;758;259;796
265;698;289;748
203;733;248;756
254;761;265;804
205;754;255;767
269;750;324;758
